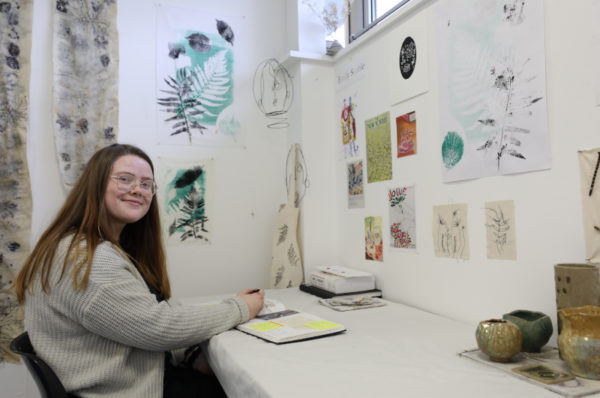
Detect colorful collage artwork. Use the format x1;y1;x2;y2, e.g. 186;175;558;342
340;94;359;159
389;186;416;251
347;160;365;209
365;216;383;262
158;158;214;246
396;111;417;158
365;112;393;183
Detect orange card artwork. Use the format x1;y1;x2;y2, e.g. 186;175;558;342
396;111;417;158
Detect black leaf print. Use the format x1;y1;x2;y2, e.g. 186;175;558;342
0;3;11;13
100;54;110;67
216;20;234;45
187;33;211;52
168;43;185;59
175;167;203;188
6;56;19;70
56;0;67;13
104;126;115;140
7;43;19;57
56;113;72;129
277;225;288;245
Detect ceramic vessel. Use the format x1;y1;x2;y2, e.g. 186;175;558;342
502;310;553;352
476;319;522;363
558;305;600;380
554;263;600;312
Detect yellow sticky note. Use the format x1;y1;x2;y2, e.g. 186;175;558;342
250;322;282;332
305;320;341;331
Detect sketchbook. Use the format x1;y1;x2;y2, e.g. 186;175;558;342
236;302;346;344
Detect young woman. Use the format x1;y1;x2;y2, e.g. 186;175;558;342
15;143;264;397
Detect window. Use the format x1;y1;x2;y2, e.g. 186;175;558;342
349;0;412;43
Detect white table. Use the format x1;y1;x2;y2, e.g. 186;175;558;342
191;288;580;398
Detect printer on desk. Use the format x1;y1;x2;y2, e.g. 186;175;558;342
300;265;381;299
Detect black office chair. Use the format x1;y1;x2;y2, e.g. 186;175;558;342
10;331;78;398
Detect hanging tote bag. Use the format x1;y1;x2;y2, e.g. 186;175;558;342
268;144;304;288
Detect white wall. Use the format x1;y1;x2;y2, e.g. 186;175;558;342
320;0;600;335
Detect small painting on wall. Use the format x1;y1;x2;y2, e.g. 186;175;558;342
396;111;417;158
347;160;365;209
365;112;393;183
339;93;359;159
389;185;416;251
432;203;469;260
158;158;214;246
365;216;383;261
485;200;517;260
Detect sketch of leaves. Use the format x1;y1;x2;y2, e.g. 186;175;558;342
189;50;231;120
448;30;540;170
288;244;299;266
277;224;288;245
157;68;207;142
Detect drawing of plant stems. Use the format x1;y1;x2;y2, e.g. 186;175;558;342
437;209;465;258
485;206;510;253
157;67;207;143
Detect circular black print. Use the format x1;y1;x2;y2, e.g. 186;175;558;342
399;36;416;79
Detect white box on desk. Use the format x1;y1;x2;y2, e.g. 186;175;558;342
309;265;375;294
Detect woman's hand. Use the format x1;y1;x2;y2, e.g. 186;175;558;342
237;289;265;319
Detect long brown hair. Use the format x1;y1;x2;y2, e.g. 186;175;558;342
15;143;171;303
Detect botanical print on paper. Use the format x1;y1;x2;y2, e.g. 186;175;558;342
485;200;516;260
389;186;416;250
396;111;417;157
432;204;469;260
158;158;213;246
54;0;119;189
365;112;393;183
365;216;383;261
436;0;550;182
399;36;416;79
157;5;241;145
340;94;359;159
0;0;33;363
347;160;364;209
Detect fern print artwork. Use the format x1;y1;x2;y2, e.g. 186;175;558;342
484;200;517;260
156;5;241;145
158;158;214;246
435;0;550;182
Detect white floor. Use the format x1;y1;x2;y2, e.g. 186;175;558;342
0;362;41;398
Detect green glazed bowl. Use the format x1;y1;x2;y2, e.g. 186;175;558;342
502;310;553;352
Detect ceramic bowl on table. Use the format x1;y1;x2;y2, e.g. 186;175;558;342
502;310;553;352
475;319;522;363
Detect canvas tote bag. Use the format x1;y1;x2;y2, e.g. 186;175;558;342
578;147;600;263
268;144;304;288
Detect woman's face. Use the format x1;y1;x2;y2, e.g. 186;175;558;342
104;155;154;240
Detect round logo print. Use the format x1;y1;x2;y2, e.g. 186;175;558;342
399;36;416;79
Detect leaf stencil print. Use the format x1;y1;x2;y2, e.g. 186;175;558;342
442;131;464;169
156;6;240;145
436;0;551;182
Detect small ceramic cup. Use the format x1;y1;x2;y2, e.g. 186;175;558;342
502;310;553;352
476;319;522;362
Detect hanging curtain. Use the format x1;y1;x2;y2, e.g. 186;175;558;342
0;0;34;363
53;0;119;189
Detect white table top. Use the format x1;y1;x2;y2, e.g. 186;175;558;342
187;288;573;398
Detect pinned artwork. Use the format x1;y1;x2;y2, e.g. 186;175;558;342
432;204;469;260
365;216;383;261
347;160;365;209
158;158;213;246
396;111;417;158
365;112;393;183
253;58;293;129
0;0;33;363
388;186;417;251
389;11;429;105
156;5;243;145
339;93;359;159
594;1;600;106
578;148;600;263
53;0;119;189
436;0;550;182
484;200;517;260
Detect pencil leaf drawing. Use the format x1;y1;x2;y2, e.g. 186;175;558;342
433;204;469;260
485;200;517;259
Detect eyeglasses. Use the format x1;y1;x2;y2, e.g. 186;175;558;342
110;173;157;196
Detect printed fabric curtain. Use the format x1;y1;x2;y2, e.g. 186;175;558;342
0;0;33;363
53;0;119;189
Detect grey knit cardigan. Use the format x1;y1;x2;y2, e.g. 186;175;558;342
24;237;249;397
